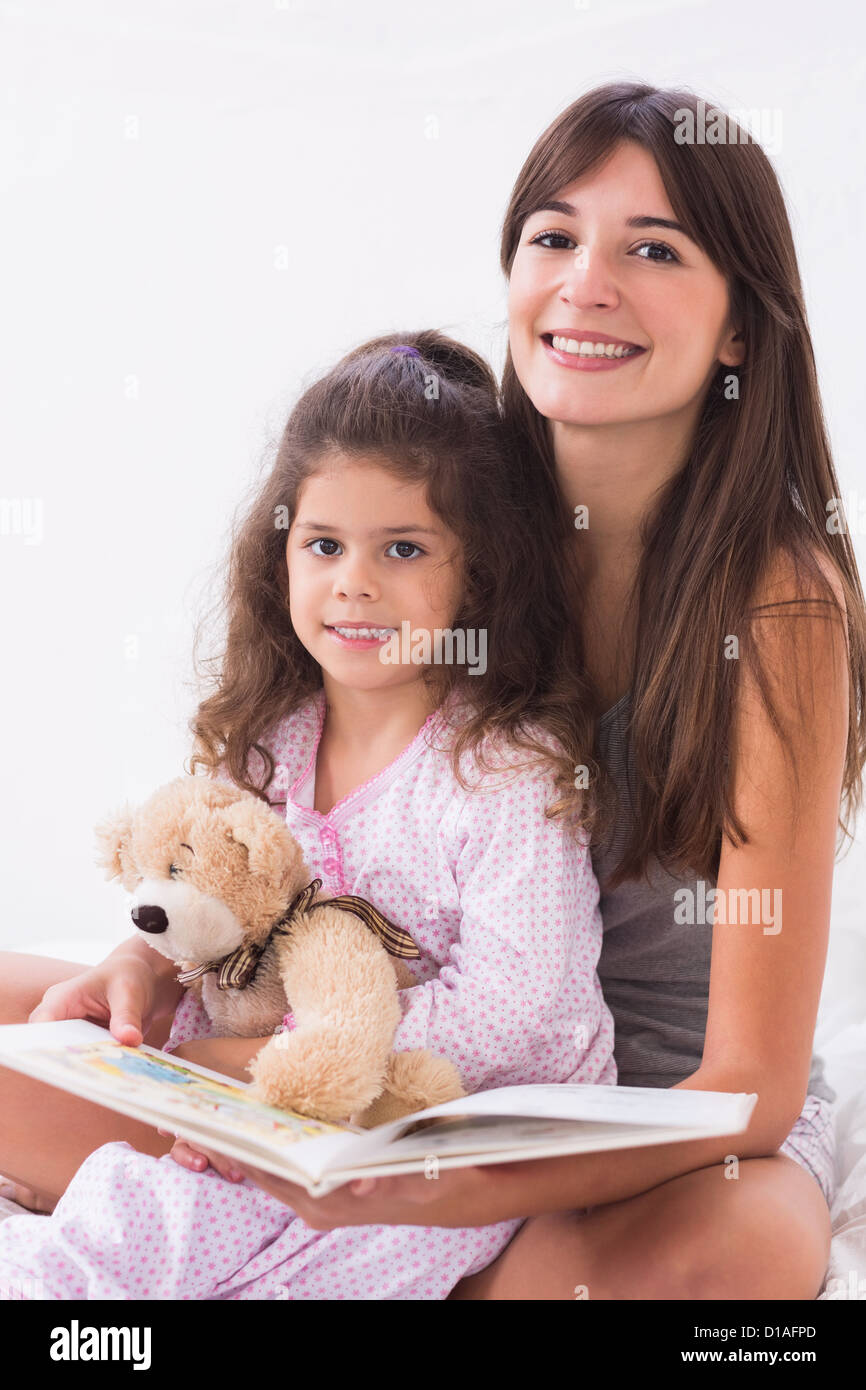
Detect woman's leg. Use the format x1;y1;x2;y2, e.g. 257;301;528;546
0;951;175;1208
447;1153;832;1300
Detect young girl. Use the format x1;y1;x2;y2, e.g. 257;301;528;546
0;330;616;1299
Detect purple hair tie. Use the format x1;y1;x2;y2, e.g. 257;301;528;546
389;344;421;357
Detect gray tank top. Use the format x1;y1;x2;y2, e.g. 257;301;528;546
591;692;835;1103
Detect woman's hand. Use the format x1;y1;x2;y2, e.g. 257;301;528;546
220;1159;525;1230
27;938;182;1047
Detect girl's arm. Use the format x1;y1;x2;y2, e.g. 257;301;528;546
167;1035;275;1082
28;931;186;1045
385;758;616;1096
232;552;849;1228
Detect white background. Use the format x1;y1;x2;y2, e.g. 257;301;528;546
1;1;863;1007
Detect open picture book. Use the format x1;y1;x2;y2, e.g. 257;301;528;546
0;1020;758;1197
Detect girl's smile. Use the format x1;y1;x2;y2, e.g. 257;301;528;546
324;623;397;650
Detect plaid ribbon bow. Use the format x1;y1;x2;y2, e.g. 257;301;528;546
175;877;420;991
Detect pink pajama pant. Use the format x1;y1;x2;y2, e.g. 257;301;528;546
0;990;836;1299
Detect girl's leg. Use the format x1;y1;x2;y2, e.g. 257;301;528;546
447;1153;832;1300
0;951;175;1208
0;1138;523;1301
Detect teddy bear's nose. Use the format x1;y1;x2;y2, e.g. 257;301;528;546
131;904;169;934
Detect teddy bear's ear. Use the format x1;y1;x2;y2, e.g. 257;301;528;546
93;803;137;884
220;797;306;885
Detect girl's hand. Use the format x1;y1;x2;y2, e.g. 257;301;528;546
157;1132;247;1184
155;1036;276;1181
27;943;180;1047
225;1159;522;1230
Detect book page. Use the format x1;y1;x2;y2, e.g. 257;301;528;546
0;1020;358;1170
349;1079;758;1154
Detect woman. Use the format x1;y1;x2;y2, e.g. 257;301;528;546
222;81;865;1300
3;81;864;1300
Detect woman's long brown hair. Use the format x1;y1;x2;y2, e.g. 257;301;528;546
186;329;597;826
499;80;866;888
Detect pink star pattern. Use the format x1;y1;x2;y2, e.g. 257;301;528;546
0;691;619;1298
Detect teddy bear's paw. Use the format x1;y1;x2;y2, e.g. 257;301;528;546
247;1029;389;1124
353;1050;467;1129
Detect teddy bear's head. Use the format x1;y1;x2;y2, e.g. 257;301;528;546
94;776;311;969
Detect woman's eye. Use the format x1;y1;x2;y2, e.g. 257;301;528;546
169;864;180;877
308;538;342;556
385;541;424;560
529;229;576;250
632;240;680;264
528;230;680;265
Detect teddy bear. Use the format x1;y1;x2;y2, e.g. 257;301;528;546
93;774;466;1128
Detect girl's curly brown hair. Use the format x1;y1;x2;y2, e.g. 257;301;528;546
185;328;598;833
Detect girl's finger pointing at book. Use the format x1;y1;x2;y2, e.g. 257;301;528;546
104;978;147;1046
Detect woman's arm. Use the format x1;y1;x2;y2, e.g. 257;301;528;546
233;552;849;1229
698;552;848;1132
222;1058;784;1229
478;550;849;1220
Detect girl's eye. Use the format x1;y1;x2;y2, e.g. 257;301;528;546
169;864;181;877
632;240;680;264
306;538;424;560
529;229;576;250
385;541;424;560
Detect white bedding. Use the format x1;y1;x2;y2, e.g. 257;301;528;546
814;928;866;1299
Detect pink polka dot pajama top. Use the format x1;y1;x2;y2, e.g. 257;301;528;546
0;689;616;1299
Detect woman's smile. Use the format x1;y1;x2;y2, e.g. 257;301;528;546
541;331;648;372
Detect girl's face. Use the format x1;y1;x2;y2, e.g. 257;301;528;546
507;140;744;431
286;453;464;693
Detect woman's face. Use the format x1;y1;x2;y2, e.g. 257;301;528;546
507;140;744;431
286;453;464;694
